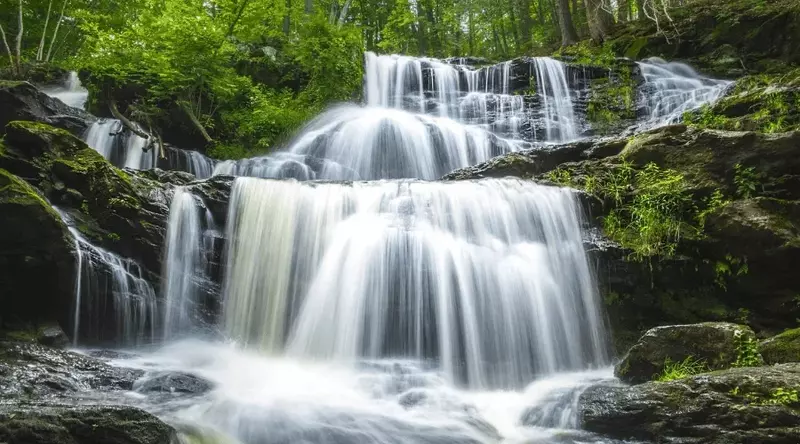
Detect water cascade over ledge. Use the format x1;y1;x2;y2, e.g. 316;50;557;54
221;177;609;388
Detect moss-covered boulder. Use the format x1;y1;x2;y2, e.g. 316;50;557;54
615;322;759;384
0;168;74;329
761;328;800;365
609;0;800;77
0;121;172;276
0;406;176;444
581;363;800;443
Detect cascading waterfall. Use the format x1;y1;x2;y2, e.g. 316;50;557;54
83;120;216;177
56;208;157;345
41;71;89;109
213;53;584;179
221;178;608;389
636;57;732;129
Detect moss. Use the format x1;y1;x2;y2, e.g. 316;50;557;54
0;80;26;89
587;72;636;134
760;328;800;364
624;37;649;60
0;169;61;222
555;41;617;68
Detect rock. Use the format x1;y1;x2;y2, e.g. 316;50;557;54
0;168;74;328
0;81;95;136
134;372;213;395
0;341;143;400
580;364;800;444
36;325;70;348
761;328;800;365
0;405;177;444
615;322;758;384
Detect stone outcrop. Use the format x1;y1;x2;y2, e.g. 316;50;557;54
0;81;95;136
761;328;800;365
615;322;758;384
580;364;800;443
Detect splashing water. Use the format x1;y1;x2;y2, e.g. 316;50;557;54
220;177;608;389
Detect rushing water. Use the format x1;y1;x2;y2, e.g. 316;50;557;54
221;178;608;389
636;57;732;129
56;208;157;346
62;52;737;444
41;71;89;109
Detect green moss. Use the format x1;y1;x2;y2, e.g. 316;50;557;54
555;41;617;68
624;37;649;59
0;169;61;222
0;80;26;88
760;328;800;364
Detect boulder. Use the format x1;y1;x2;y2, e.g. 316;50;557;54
580;364;800;444
761;328;800;365
0;405;177;444
0;81;95;136
134;372;213;395
615;322;758;384
0;168;74;328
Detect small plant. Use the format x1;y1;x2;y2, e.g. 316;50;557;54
767;388;800;406
733;329;762;368
546;168;573;186
714;254;749;290
655;356;707;382
734;163;763;198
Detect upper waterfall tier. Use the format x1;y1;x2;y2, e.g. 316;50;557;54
220;177;609;388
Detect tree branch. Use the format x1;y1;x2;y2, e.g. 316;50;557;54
109;99;151;139
46;0;69;62
179;100;214;143
0;25;16;77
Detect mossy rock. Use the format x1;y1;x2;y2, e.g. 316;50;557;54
761;328;800;364
615;322;760;384
0;405;176;444
0;168;74;328
582;363;800;443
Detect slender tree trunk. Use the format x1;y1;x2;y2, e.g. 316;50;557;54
15;0;23;75
636;0;645;20
338;0;353;25
0;25;16;76
517;0;533;49
585;0;614;43
499;22;510;55
109;99;151;139
304;0;313;14
537;0;545;25
46;0;68;62
37;0;54;61
468;10;475;54
618;0;630;22
179;101;214;143
283;0;291;34
555;0;579;46
507;0;520;50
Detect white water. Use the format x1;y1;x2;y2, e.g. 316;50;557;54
55;208;157;345
104;340;618;444
41;71;89;109
213;53;585;180
221;178;608;389
636;58;732;129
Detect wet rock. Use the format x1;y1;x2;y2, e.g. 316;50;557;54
0;81;95;137
761;328;800;365
36;325;69;348
615;322;758;384
0;341;143;400
0;404;177;444
580;364;800;443
134;372;213;395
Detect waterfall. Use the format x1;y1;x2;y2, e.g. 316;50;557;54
162;188;204;339
636;58;732;129
56;208;157;345
221;177;608;388
82;120;216;177
531;58;579;142
41;71;89;110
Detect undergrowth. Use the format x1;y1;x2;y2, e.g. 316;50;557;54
655;356;707;382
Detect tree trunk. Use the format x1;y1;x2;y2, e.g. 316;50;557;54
517;0;533;49
0;25;16;76
618;0;630;22
37;0;53;61
46;0;68;62
15;0;23;75
636;0;645;21
338;0;353;25
585;0;614;43
179;101;214;143
283;0;291;34
305;0;313;14
507;0;520;50
555;0;579;47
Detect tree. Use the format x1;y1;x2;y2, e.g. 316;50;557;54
584;0;614;43
555;0;579;46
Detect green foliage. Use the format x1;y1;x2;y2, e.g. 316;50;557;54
555;42;617;68
734;163;764;198
730;386;800;406
714;254;749;290
546;168;573;187
733;329;763;368
587;71;636;133
655;356;707;382
603;163;695;261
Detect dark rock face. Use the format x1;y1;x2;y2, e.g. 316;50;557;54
0;81;95;136
761;328;800;365
580;364;800;443
134;372;213;395
615;322;758;384
0;405;177;444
